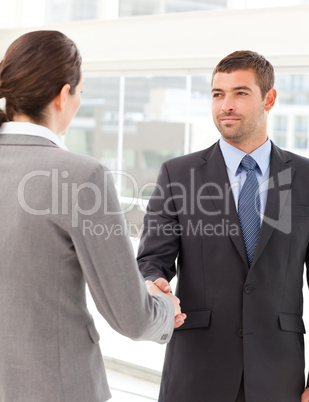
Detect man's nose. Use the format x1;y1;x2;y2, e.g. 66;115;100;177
221;97;235;113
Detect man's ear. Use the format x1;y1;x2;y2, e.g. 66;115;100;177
54;84;71;112
264;88;277;111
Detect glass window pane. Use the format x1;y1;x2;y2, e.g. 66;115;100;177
119;0;227;16
118;0;308;16
272;115;288;148
3;0;309;28
66;77;120;170
269;73;309;153
294;116;308;149
120;76;187;229
122;76;186;191
295;116;309;132
275;73;309;105
166;0;227;12
245;0;309;8
44;0;99;23
294;132;308;149
189;75;217;153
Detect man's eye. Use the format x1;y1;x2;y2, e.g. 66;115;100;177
238;92;248;96
212;93;222;98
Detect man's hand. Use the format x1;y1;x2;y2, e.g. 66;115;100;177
153;277;173;293
301;388;309;401
146;281;181;315
146;278;186;328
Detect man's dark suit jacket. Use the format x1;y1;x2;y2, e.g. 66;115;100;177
137;141;309;402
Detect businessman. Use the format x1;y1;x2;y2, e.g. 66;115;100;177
138;50;309;401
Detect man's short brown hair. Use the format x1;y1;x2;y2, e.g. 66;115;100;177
212;50;275;99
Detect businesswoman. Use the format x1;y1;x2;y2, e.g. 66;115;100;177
0;30;180;402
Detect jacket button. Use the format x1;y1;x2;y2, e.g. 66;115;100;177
237;328;243;337
244;285;253;294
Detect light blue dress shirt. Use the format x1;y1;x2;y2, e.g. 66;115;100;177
219;137;271;224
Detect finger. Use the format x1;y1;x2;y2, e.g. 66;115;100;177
175;303;181;316
145;281;161;295
174;316;185;328
154;278;172;293
145;280;154;289
175;313;186;321
301;388;309;402
174;313;186;326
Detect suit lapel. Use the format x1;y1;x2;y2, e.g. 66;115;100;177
251;143;294;267
198;142;248;266
198;141;294;269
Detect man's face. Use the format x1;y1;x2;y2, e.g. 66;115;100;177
211;69;271;146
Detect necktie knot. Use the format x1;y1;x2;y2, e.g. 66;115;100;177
240;154;257;173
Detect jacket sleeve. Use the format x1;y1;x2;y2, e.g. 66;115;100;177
69;164;174;344
137;162;181;283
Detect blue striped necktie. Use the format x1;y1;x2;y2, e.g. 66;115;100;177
238;154;261;266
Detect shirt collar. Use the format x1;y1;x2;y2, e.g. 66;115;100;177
219;137;271;176
0;121;68;151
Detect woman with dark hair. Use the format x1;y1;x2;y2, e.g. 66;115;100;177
0;30;183;402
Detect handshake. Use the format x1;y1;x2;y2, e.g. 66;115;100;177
146;278;186;328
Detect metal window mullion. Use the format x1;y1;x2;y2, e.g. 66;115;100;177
184;74;192;155
116;75;125;195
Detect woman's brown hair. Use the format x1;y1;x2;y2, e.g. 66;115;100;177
0;30;82;126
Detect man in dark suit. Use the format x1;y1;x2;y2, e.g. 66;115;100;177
137;51;309;401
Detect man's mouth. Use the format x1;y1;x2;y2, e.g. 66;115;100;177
219;116;240;124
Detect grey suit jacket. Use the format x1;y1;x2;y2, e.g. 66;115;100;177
138;141;309;402
0;133;174;402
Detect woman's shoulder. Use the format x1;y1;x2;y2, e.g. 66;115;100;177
51;147;110;182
